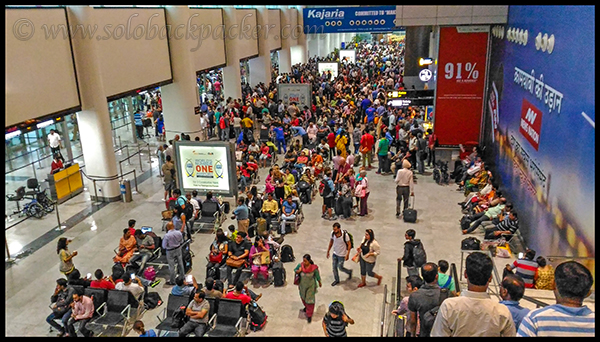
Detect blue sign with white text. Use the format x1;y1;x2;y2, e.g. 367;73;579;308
303;6;397;34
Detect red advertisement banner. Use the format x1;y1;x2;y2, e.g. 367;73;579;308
519;98;543;151
435;27;489;146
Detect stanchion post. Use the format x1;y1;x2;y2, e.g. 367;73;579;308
133;169;139;192
138;150;144;172
126;147;131;166
55;202;66;230
5;236;13;262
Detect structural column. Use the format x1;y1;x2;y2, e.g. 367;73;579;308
278;7;294;74
222;6;243;101
294;6;308;65
67;7;120;201
161;6;203;142
248;6;271;87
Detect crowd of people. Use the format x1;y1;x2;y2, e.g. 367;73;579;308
46;38;594;338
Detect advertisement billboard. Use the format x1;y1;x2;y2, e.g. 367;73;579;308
339;49;356;64
482;6;594;260
303;6;397;34
277;83;312;109
434;26;489;146
318;62;339;80
174;141;237;197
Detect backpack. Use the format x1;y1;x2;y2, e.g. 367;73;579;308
412;241;427;268
319;178;332;197
247;301;268;331
177;197;194;221
280;244;295;263
420;288;449;336
143;266;157;282
461;237;481;251
460;215;472;231
144;292;162;310
171;306;189;329
331;230;354;249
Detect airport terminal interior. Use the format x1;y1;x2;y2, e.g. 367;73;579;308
5;5;594;337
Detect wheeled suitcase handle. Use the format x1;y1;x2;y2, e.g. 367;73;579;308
410;194;415;209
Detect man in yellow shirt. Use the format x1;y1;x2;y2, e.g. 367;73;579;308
241;116;253;129
261;193;279;232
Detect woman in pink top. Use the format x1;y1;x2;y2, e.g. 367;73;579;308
249;236;270;281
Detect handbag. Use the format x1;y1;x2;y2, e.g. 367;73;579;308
294;273;300;285
226;257;246;268
354;183;365;198
359;145;369;154
209;251;223;264
259;251;271;265
496;244;512;258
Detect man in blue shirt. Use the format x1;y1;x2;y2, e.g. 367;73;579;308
280;195;297;235
134;110;144;139
366;105;376;124
171;274;199;298
232;197;250;235
272;123;286;154
291;125;308;147
499;274;530;331
162;222;185;286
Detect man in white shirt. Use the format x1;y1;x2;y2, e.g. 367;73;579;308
115;274;145;301
48;129;62;160
326;222;352;286
430;252;516;337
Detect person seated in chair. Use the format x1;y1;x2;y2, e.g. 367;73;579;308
261;192;279;232
226;232;251;289
249;236;271;282
115;273;146;301
247;141;260;159
129;229;155;276
280;195;297;236
113;228;138;266
171;274;199;298
259;142;271;168
224;281;262;305
295;150;310;171
178;291;210;337
283;149;297;170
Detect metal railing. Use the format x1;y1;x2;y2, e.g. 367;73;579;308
380;284;388;337
117;142;152;178
79;168;138;205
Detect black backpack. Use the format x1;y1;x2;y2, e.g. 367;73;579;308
461;237;481;250
247;301;267;331
280;244;295;263
420;288;449;336
331;230;354;249
412;241;427;268
460;215;472;230
176;197;194;222
144;292;163;310
172;306;189;329
272;262;286;287
319;178;332;197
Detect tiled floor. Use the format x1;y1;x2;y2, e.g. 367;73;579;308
4;144;592;337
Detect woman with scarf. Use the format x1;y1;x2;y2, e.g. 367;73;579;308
355;169;370;216
112;228;137;266
294;254;322;323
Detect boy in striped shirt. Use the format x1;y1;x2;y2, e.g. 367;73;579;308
517;261;594;337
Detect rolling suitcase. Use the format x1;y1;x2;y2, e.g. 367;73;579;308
403;195;417;223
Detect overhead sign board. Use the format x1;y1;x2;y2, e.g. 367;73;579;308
304;6;397;34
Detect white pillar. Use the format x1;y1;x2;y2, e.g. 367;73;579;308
161;6;203;142
248;6;271;87
307;33;319;59
295;6;308;64
222;7;243;101
67;6;120;201
278;7;294;73
322;34;331;58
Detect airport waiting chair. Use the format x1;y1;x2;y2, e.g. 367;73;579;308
194;201;221;233
205;298;247;337
155;293;192;337
90;290;143;336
